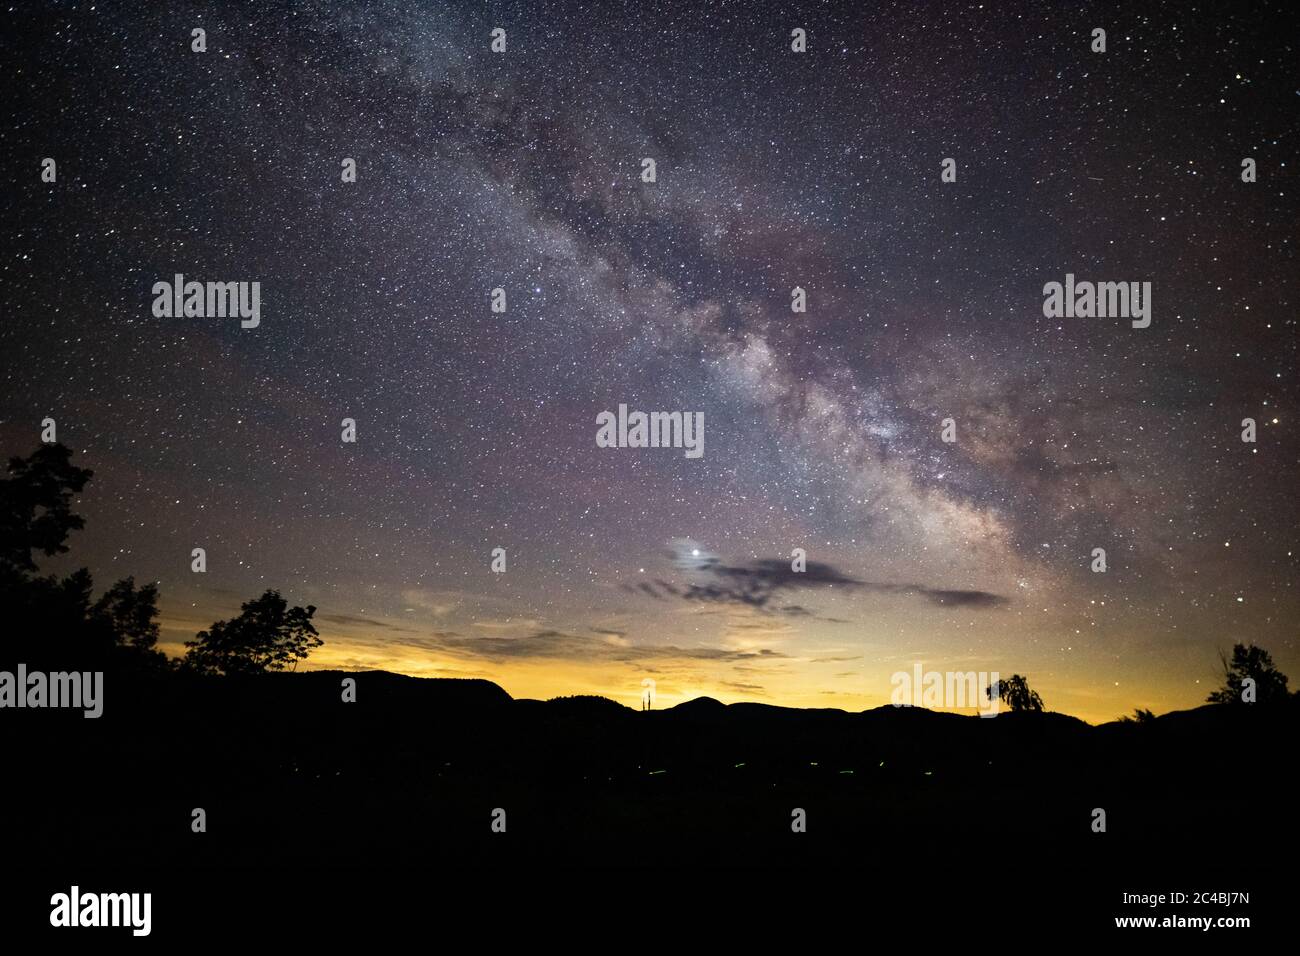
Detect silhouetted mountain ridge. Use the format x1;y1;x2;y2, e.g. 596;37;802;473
5;665;1295;870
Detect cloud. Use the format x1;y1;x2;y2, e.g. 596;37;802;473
391;629;791;666
317;613;403;630
920;589;1009;608
629;555;1009;612
718;681;768;695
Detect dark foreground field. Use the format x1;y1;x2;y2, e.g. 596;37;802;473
5;669;1293;883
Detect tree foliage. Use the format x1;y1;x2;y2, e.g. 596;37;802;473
1118;707;1156;724
1;445;167;669
1206;643;1290;705
2;445;325;675
90;576;165;666
0;443;93;574
986;674;1044;712
183;590;321;676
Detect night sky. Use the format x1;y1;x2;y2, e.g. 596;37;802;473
3;1;1296;722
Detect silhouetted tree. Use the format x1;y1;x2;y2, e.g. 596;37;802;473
0;443;93;575
183;590;321;676
89;576;166;667
1207;643;1289;705
2;445;165;669
1118;707;1156;724
986;674;1044;712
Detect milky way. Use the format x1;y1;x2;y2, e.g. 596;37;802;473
2;1;1296;721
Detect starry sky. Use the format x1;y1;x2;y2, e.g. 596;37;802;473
2;1;1296;723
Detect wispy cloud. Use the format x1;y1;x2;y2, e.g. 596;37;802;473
626;555;1009;612
387;629;791;666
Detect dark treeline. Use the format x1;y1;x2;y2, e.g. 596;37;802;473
1;444;322;677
